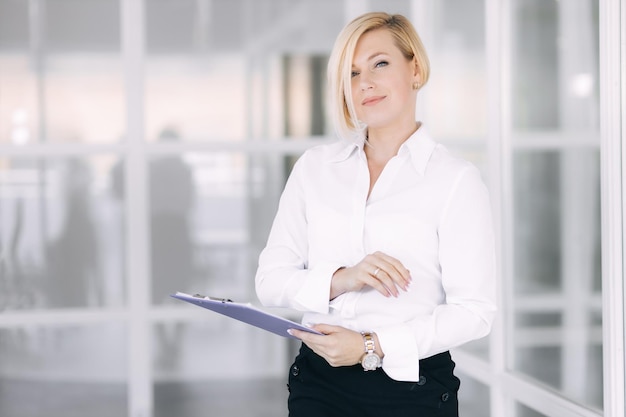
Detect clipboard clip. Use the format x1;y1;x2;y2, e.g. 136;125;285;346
192;293;233;303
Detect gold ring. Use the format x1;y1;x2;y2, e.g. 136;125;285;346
373;267;381;277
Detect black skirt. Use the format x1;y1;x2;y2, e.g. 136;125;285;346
287;343;460;417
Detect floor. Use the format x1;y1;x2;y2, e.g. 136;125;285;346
0;378;289;417
0;376;498;417
154;379;289;417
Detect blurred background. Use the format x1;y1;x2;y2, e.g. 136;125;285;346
0;0;615;416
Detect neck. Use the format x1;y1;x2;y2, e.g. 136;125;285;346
365;121;421;159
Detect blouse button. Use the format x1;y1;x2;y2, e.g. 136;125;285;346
417;376;426;386
441;392;450;402
291;365;300;377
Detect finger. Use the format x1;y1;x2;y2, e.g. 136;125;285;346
381;267;410;293
372;251;409;272
361;256;405;296
287;328;305;339
363;273;395;297
309;323;339;333
367;266;399;296
373;269;401;296
290;328;326;345
373;252;412;286
367;260;405;295
356;262;390;296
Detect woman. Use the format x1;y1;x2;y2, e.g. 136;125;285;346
255;12;497;417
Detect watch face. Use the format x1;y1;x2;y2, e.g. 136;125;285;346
362;353;381;371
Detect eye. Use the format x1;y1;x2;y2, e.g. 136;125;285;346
374;60;389;68
351;70;360;78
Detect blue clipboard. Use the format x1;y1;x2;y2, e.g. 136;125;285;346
171;292;323;339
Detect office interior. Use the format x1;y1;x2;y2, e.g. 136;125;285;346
0;0;624;416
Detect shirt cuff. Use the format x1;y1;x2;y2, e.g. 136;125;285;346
376;323;420;382
292;262;344;314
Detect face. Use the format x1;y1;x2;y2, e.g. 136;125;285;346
350;29;419;132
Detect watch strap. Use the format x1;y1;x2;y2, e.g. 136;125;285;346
360;331;381;370
361;331;376;353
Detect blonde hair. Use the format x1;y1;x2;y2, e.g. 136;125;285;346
327;12;430;141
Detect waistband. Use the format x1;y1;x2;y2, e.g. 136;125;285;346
417;350;453;370
299;343;452;371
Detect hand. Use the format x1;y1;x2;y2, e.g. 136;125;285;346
289;324;380;367
330;251;411;299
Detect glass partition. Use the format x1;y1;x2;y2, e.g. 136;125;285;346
427;0;487;144
0;0;124;145
457;371;491;417
0;156;126;310
0;324;128;416
508;0;602;410
427;0;490;361
146;150;255;304
144;0;345;142
516;403;550;417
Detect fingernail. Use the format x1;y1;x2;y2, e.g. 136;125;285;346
287;329;294;335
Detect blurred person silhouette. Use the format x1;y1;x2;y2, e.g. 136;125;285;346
150;128;195;368
2;198;31;310
255;12;497;417
1;197;38;356
46;158;101;308
112;127;195;368
149;128;195;305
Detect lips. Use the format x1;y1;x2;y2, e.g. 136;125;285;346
362;96;385;106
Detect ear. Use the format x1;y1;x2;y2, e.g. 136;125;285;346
412;58;422;85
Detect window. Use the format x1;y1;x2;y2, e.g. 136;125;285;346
0;1;622;416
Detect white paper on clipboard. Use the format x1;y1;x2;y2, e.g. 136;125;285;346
171;292;324;339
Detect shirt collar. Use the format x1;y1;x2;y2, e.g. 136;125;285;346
325;123;438;174
399;125;438;176
326;139;361;163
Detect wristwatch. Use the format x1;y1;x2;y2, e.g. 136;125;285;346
360;332;382;371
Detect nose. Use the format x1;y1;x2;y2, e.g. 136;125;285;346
352;70;374;91
358;71;374;91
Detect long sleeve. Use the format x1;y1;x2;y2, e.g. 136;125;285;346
376;165;497;381
255;154;344;314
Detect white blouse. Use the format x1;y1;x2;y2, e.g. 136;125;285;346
255;126;497;382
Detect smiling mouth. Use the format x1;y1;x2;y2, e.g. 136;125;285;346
362;96;385;106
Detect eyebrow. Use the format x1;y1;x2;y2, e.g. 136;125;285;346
352;52;388;68
367;52;387;61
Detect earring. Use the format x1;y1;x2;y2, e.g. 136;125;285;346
412;81;420;90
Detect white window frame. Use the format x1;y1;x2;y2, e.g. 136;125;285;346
450;1;625;417
599;0;626;416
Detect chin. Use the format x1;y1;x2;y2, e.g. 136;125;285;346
363;119;392;131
